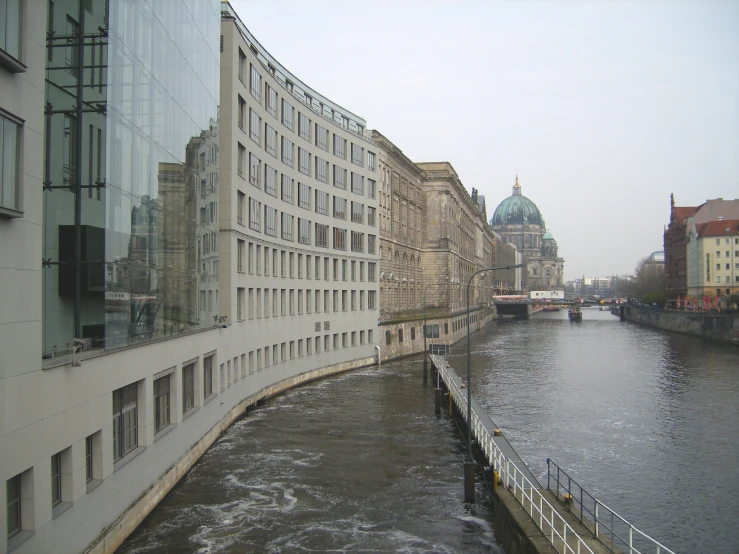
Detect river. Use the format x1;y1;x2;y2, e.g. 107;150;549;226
118;308;739;553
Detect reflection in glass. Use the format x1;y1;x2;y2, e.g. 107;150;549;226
43;0;220;357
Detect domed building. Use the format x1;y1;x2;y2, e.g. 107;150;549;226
490;176;564;290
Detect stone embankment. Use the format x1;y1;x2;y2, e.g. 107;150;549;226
620;304;739;345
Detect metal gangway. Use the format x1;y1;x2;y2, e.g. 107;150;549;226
430;353;675;554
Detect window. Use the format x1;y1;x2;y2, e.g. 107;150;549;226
265;206;277;236
342;332;348;347
1;0;22;62
368;330;373;343
237;191;245;225
266;83;278;117
315;190;329;215
281;174;294;203
238;49;246;82
250;64;261;100
351;172;364;195
367;206;376;226
334;134;346;159
716;239;720;246
386;330;392;345
298;147;311;175
351;291;356;311
368;262;376;281
281;99;294;130
316;157;329;183
85;435;94;483
236;239;246;273
65;16;79;77
368;290;376;309
316;124;329;150
281;137;294;167
249;153;260;187
334;228;347;250
299;218;311;244
368;234;376;254
333;165;347;189
182;363;195;413
249;198;261;231
411;327;416;340
351;202;363;223
6;473;22;537
246;111;260;148
113;383;139;462
398;329;404;343
281;213;294;240
265;123;278;157
265;164;277;196
351;143;364;166
237;95;246;130
315;223;329;247
298;112;311;140
368;179;376;200
367;151;376;171
51;452;62;507
203;354;214;397
298;182;311;209
237;143;246;178
333;196;346;219
154;374;171;433
351;231;364;252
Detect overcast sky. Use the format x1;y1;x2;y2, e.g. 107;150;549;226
230;0;739;281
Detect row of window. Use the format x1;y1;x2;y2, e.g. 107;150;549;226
238;183;376;225
714;238;739;245
247;328;375;372
235;287;377;320
237;141;376;200
237;192;377;252
713;250;739;258
236;240;377;282
237;55;376;170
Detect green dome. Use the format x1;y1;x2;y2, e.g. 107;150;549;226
490;178;544;227
542;231;554;240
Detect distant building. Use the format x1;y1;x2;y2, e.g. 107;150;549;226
490;176;564;290
686;218;739;298
665;195;739;295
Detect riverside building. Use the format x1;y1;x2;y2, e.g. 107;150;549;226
0;1;378;553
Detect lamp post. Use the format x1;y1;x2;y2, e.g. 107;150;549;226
423;281;448;373
464;263;524;503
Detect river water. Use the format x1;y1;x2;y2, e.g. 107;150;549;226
118;308;739;554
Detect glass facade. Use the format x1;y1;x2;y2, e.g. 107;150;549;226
43;0;220;356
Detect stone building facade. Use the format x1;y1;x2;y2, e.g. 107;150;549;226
490;176;564;290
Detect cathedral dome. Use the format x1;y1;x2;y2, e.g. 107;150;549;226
490;176;544;227
542;231;555;242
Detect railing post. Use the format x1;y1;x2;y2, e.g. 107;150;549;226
547;458;550;490
595;502;599;538
629;527;633;554
580;486;583;523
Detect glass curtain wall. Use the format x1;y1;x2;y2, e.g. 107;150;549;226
43;0;220;357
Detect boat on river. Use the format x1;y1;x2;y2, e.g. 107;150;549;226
569;304;582;322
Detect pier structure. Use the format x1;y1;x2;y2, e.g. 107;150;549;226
429;353;675;554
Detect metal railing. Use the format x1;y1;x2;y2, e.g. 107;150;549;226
432;354;595;554
547;460;675;554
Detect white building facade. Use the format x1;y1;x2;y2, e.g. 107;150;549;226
0;2;379;553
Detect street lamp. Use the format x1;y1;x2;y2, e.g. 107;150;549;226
423;281;448;373
464;263;524;503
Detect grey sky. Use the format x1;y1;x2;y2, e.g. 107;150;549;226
230;0;739;280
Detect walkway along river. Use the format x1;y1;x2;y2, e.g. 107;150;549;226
118;308;739;553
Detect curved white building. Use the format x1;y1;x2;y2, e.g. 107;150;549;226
0;2;378;553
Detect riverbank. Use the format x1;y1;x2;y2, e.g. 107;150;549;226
619;304;739;345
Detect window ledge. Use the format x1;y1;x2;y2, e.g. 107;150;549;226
86;479;102;493
204;393;217;406
0;49;26;74
113;446;145;472
154;422;177;442
52;501;73;519
7;530;33;552
0;205;24;218
182;405;199;421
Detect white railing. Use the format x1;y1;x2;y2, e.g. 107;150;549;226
547;460;675;554
432;354;595;554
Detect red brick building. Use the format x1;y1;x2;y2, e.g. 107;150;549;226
664;194;701;294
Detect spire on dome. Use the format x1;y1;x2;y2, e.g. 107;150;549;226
513;173;521;196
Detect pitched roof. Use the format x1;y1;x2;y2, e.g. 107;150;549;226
673;206;697;222
694;199;739;224
698;219;739;237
